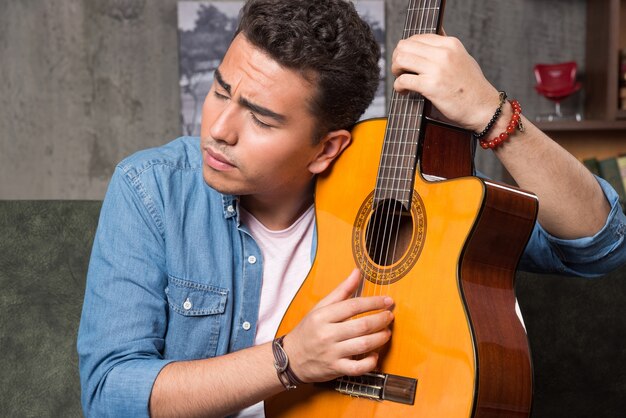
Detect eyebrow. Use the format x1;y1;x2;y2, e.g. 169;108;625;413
214;69;231;95
214;68;288;125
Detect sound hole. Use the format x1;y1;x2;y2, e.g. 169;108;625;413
365;199;414;266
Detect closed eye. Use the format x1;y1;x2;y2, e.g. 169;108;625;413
214;90;229;100
250;112;273;129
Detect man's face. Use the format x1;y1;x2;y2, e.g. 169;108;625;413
200;34;323;201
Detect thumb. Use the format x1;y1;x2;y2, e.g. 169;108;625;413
314;268;362;309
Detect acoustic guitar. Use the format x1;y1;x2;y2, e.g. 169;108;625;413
265;0;537;416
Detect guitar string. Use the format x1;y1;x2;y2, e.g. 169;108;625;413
375;0;438;385
388;0;436;279
392;0;436;290
345;0;440;393
347;0;419;384
348;0;421;393
349;0;414;390
366;0;427;327
362;0;413;303
370;0;427;381
386;0;438;292
360;0;424;391
367;0;420;302
381;0;423;301
379;0;432;299
378;0;420;298
384;0;429;288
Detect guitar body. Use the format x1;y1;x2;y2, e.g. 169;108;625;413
265;118;537;417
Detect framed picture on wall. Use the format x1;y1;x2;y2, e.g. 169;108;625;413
177;1;386;136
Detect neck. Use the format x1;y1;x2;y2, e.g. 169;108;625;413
240;183;315;231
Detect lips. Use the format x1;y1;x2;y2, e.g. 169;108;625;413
204;147;236;171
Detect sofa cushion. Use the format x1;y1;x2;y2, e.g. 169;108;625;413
0;200;101;417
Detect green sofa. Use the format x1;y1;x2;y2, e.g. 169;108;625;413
1;200;624;417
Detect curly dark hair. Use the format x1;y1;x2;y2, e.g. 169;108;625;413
236;0;381;141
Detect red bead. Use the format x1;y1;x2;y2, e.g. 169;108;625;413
481;99;522;151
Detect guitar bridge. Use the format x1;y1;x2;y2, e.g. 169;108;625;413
328;372;417;405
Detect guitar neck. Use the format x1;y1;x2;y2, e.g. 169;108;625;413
377;0;445;207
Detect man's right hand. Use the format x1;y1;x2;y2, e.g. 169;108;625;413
282;268;395;383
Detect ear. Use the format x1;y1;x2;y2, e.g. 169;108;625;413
307;129;352;174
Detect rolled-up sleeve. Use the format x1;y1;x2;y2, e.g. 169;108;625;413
520;176;626;277
77;166;174;417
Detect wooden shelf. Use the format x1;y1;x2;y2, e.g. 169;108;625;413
536;120;626;131
548;130;626;160
545;0;626;162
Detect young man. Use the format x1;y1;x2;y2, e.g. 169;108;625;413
77;0;626;417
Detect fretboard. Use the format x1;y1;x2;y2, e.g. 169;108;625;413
375;0;444;207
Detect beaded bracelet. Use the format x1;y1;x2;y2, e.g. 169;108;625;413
480;99;524;150
473;91;507;140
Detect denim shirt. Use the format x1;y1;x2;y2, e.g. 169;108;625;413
77;136;626;417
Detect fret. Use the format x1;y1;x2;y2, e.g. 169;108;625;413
377;174;413;183
381;141;419;149
375;186;413;193
383;140;419;145
378;165;413;170
388;112;423;117
388;112;423;120
386;125;421;131
380;152;417;158
403;27;438;33
385;126;421;133
378;168;415;176
383;139;420;149
377;176;413;182
387;116;423;127
386;127;421;132
379;156;414;163
379;160;418;167
391;95;424;101
389;102;423;109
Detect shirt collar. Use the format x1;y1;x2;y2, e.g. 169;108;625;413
221;194;239;220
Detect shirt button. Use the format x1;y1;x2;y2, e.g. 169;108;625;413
247;255;257;264
183;298;192;310
226;205;235;214
242;321;251;330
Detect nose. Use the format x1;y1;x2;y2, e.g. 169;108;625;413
209;101;239;145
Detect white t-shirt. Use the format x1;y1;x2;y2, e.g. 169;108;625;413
233;205;315;418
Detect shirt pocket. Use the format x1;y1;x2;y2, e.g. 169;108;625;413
164;275;228;359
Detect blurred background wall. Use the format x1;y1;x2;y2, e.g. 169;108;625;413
0;0;585;199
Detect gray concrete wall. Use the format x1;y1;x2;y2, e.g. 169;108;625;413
0;0;585;199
